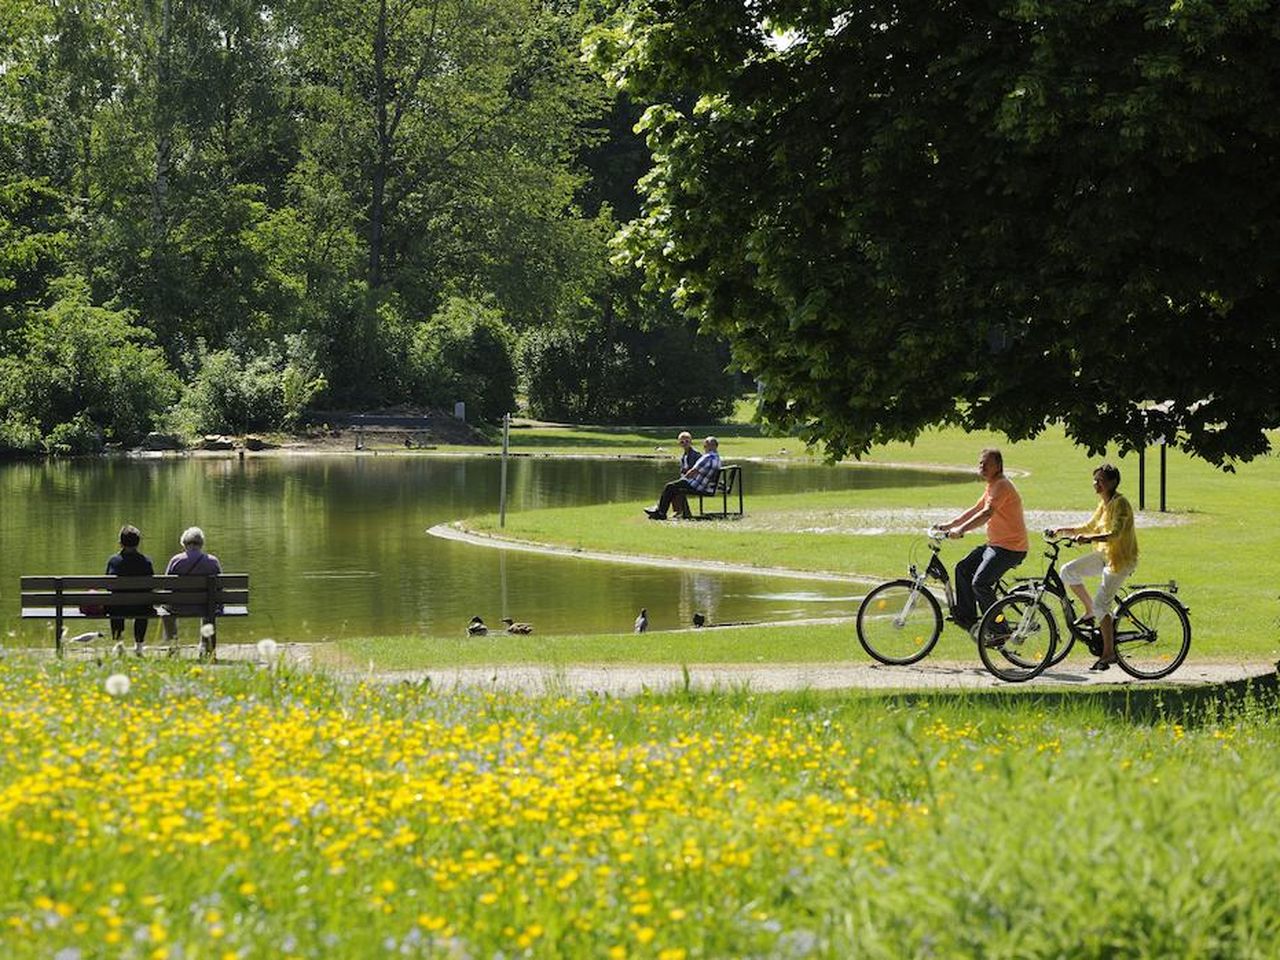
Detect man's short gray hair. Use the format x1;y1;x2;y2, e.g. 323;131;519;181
180;526;205;547
704;436;719;449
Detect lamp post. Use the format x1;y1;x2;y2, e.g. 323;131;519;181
499;413;510;528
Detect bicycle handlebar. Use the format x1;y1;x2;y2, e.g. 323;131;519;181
1041;529;1079;547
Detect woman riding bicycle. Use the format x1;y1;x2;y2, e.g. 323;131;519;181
1050;463;1138;672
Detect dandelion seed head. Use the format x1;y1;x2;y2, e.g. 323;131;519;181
256;638;279;660
200;623;216;639
104;674;131;697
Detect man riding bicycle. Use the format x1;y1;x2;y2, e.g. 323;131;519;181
935;448;1029;633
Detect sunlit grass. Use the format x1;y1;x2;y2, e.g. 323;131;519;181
3;660;1280;957
454;424;1280;660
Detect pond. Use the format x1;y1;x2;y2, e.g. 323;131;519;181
0;454;970;644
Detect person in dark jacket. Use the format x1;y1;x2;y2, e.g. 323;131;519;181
106;524;155;655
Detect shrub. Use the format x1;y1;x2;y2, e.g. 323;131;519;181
409;297;517;422
172;333;327;435
0;276;178;452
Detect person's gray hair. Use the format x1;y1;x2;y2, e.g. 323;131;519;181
180;526;205;547
704;436;719;449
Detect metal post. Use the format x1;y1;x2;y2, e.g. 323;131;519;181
499;412;510;528
1160;443;1167;512
1138;446;1146;511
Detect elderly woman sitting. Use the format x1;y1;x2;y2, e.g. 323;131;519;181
161;526;224;654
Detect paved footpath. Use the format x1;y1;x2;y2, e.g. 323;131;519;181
40;644;1276;696
369;660;1277;696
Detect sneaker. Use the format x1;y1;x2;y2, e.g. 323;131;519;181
644;508;666;520
1088;658;1114;672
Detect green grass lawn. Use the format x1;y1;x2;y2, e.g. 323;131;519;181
4;660;1279;958
413;423;1280;666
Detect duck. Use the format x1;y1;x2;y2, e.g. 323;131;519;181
466;616;488;637
500;617;533;635
692;613;706;628
634;608;648;634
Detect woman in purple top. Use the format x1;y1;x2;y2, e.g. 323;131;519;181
161;526;223;648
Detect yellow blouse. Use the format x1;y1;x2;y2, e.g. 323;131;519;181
1079;494;1138;571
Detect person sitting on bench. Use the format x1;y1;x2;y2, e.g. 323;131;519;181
645;436;721;521
106;524;155;656
161;526;223;647
669;430;700;520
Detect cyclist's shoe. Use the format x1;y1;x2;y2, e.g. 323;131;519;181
1072;614;1096;629
1089;658;1116;672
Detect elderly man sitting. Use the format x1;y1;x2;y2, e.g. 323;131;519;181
645;436;721;520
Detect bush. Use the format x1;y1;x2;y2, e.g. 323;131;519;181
521;310;738;424
0;276;179;453
409;297;517;422
172;333;328;435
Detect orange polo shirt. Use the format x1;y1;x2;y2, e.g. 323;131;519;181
976;475;1028;552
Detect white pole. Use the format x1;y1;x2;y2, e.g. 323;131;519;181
499;412;510;528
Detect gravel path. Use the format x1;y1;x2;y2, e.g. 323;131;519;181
38;641;1272;696
365;659;1277;695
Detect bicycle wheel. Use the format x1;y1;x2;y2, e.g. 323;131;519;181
977;595;1058;682
1112;591;1191;680
856;579;943;665
1007;586;1077;668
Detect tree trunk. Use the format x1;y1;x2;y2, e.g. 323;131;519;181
151;0;173;242
368;0;389;289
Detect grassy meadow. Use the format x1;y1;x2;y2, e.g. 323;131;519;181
4;659;1280;958
433;423;1280;666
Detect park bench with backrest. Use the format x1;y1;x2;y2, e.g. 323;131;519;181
695;464;744;519
20;574;249;657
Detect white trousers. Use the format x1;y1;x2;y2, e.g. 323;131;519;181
1060;551;1135;616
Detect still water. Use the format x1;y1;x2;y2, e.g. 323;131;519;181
0;455;968;643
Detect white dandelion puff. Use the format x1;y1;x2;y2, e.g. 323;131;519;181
256;638;279;660
200;623;216;639
104;674;131;697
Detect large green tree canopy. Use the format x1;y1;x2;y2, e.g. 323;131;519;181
593;0;1280;466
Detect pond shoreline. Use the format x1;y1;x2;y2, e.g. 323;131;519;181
427;522;882;584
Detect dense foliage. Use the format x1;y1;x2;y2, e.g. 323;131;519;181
0;0;738;450
594;0;1280;466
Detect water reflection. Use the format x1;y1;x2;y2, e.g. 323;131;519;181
0;455;969;643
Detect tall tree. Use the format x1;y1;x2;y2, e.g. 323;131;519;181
594;0;1280;467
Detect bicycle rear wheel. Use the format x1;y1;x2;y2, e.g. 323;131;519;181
1112;591;1191;680
977;595;1058;682
856;580;943;665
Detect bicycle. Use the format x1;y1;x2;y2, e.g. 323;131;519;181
856;530;1018;667
977;531;1192;681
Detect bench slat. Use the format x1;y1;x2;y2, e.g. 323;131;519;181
20;590;249;607
21;574;249;590
22;605;249;620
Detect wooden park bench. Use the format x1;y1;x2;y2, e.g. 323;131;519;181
20;574;249;658
696;464;744;519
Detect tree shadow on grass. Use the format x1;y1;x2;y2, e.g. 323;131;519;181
879;669;1280;728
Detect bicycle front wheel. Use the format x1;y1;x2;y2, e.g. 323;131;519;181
977;595;1058;683
856;579;943;665
1112;591;1191;680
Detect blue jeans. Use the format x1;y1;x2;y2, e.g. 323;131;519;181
954;544;1026;628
